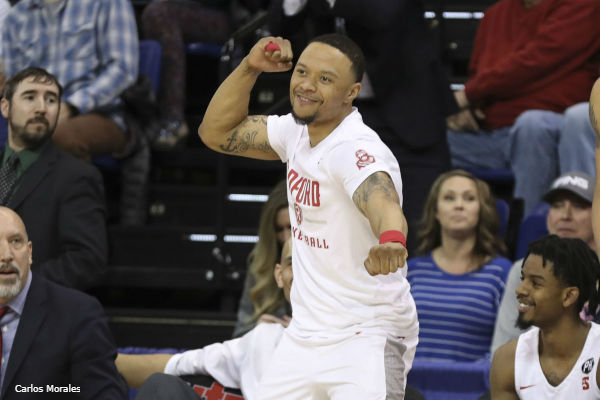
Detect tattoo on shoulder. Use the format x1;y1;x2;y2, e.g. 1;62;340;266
352;172;399;215
589;103;600;146
219;117;272;154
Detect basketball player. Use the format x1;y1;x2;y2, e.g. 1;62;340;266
198;34;418;399
489;235;600;399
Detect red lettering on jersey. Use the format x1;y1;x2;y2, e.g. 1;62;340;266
583;376;590;390
302;182;311;205
304;235;309;245
323;239;329;249
288;169;299;188
311;181;320;206
290;176;304;198
310;237;316;247
294;203;303;225
287;169;320;207
292;227;298;238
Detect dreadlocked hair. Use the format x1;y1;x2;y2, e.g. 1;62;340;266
525;234;600;317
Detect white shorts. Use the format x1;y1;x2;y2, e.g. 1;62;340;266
256;330;418;400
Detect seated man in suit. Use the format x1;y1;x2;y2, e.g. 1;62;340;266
0;67;107;290
0;206;127;399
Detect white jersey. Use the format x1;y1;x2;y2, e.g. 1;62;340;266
164;322;285;400
267;108;418;343
515;322;600;399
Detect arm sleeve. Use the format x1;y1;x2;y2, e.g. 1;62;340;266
465;0;600;102
70;296;129;399
35;169;108;290
164;336;248;389
66;0;139;112
490;260;524;355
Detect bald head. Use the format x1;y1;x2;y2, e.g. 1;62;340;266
0;207;29;241
0;207;32;304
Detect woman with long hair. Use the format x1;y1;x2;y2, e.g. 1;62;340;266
233;180;291;337
407;169;511;361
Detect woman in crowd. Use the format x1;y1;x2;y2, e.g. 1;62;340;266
407;169;511;361
233;180;291;337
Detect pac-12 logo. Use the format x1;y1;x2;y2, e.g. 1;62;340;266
294;203;303;226
355;149;375;169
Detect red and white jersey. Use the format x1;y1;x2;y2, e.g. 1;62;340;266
267;108;418;343
515;323;600;399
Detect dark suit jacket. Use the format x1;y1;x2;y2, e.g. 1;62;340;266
1;274;128;399
1;140;107;290
268;0;458;165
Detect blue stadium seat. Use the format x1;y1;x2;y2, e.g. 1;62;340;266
496;198;509;239
407;359;491;400
186;42;222;58
514;202;549;259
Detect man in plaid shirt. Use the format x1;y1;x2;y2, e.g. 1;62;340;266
0;0;139;160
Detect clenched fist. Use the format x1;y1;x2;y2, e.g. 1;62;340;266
246;37;294;74
364;242;408;276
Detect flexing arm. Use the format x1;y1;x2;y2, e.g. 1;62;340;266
116;354;174;389
590;79;600;253
198;37;293;160
353;171;408;275
489;341;519;400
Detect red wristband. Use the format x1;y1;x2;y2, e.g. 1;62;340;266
379;230;406;248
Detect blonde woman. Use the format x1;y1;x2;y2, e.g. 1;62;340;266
233;180;291;337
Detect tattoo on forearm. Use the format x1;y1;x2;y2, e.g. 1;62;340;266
352;172;399;216
219;117;272;154
589;103;600;147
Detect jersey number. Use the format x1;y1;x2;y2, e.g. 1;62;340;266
582;376;590;390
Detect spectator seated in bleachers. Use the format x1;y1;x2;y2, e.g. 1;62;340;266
140;0;266;149
446;0;600;216
490;171;597;355
0;0;139;162
116;238;294;400
233;180;291;338
0;67;107;290
407;169;511;362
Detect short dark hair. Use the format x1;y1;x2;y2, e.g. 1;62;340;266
2;67;63;102
524;235;600;316
309;33;365;83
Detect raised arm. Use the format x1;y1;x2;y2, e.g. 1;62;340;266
590;79;600;252
489;341;519;400
198;37;293;160
353;171;408;275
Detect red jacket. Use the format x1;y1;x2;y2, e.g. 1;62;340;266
464;0;600;130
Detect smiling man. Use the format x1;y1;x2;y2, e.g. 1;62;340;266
198;34;418;399
490;235;600;399
0;67;107;290
490;171;596;354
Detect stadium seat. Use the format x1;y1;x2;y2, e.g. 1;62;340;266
514;202;550;259
407;358;491;400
